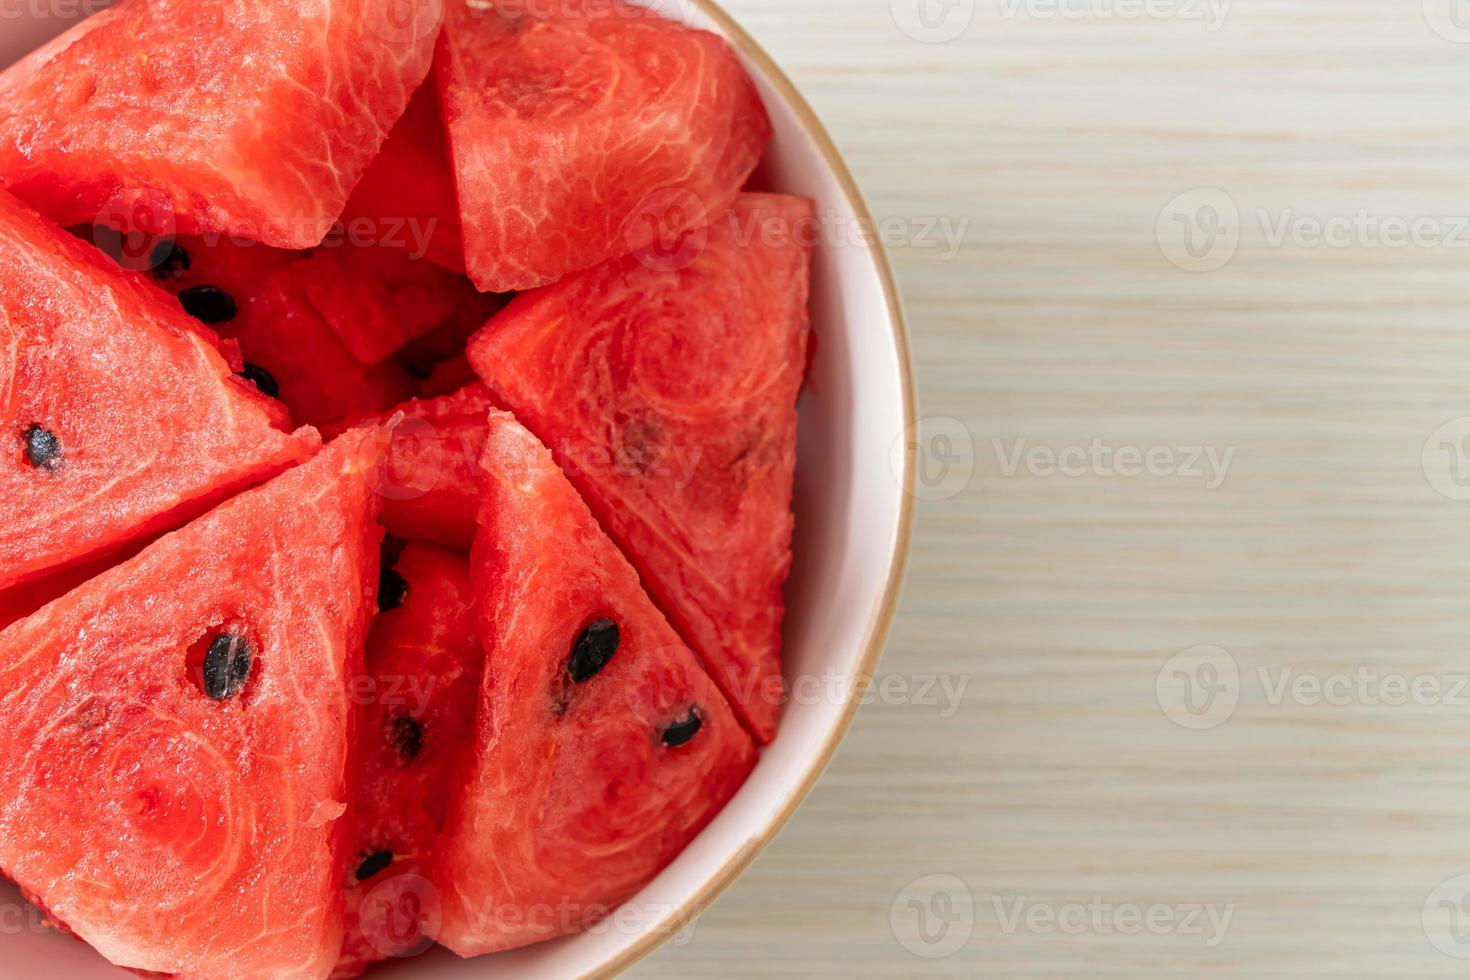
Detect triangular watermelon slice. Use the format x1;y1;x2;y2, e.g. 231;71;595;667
0;0;443;248
336;542;482;978
466;192;814;742
0;189;319;600
341;81;466;275
430;413;756;956
435;0;772;292
0;428;384;979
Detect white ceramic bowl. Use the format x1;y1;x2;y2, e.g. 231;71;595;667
0;1;915;976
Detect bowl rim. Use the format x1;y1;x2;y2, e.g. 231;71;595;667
580;2;918;976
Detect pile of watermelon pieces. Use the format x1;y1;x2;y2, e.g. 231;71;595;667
0;1;816;977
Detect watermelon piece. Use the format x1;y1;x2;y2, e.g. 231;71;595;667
367;384;493;551
75;222;255;368
298;243;486;367
116;231;486;369
0;188;318;601
233;274;416;429
341;82;466;274
0;0;443;249
430;413;756;956
435;0;772;292
123;234;419;428
466;193;814;742
0;429;384;978
336;543;482;978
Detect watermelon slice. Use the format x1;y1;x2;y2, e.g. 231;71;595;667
298;243;486;368
127;234;420;428
232;275;417;429
0;429;384;978
430;413;756;956
341;82;465;274
466;193;814;742
0;0;443;249
367;384;493;551
0;188;319;601
238;275;417;429
337;542;482;978
111;230;487;369
435;0;772;292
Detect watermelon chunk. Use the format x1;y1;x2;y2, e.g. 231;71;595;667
0;189;318;600
117;231;485;370
466;193;814;742
430;413;756;956
336;542;482;978
341;82;466;275
235;275;417;429
368;384;493;551
435;0;771;292
129;234;420;428
0;0;443;248
0;429;384;979
298;243;486;368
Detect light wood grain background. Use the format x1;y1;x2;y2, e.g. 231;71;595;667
634;0;1470;977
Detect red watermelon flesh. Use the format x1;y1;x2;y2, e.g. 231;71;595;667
0;0;443;249
128;231;486;370
298;243;487;368
398;288;513;385
415;355;481;400
430;413;757;956
233;275;416;429
336;543;482;978
435;0;772;292
366;384;493;552
0;538;156;635
467;192;814;743
73;223;248;373
129;234;418;428
340;82;466;275
0;428;384;979
0;188;319;601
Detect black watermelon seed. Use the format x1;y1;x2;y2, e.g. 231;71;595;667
178;285;238;324
568;618;619;683
149;240;190;280
661;706;704;748
389;714;424;762
238;363;279;400
355;850;394;881
22;425;62;471
202;633;253;701
379;568;409;612
380;536;408;570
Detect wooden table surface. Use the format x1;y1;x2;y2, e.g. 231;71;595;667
635;1;1470;977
